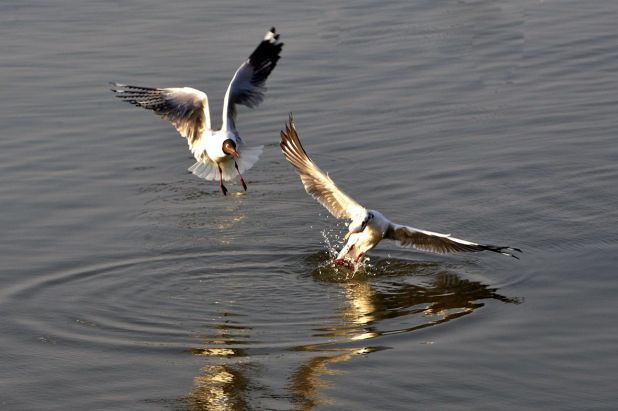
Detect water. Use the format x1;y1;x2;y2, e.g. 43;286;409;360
1;0;617;409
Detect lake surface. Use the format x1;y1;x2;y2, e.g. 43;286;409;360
1;0;617;409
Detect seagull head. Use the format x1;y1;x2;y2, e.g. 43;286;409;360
222;139;239;159
345;211;374;240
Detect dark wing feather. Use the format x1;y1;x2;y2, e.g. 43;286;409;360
223;27;283;130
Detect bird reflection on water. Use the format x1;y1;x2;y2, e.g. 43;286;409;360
308;252;520;337
185;320;252;410
184;253;520;410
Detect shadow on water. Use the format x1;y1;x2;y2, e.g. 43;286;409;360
182;251;521;410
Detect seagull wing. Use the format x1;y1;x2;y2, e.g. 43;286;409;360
385;224;522;258
280;116;366;219
222;27;283;132
111;83;211;145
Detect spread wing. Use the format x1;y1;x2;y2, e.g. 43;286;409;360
279;116;366;219
222;27;283;132
385;224;522;258
111;83;211;145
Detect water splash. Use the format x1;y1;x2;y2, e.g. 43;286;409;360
319;215;346;259
315;217;379;278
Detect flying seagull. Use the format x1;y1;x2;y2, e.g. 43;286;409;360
111;27;283;195
279;116;522;266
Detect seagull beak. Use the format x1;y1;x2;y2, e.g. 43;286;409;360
344;231;352;240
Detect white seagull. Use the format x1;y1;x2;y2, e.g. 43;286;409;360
279;116;522;266
111;27;283;195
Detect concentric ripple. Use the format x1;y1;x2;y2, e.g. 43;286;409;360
181;251;522;409
0;246;520;409
1;249;301;352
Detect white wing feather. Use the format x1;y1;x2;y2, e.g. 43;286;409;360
385;224;522;258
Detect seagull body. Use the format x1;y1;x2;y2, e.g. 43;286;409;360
111;28;283;195
279;117;522;266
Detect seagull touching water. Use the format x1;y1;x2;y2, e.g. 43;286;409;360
279;116;522;266
111;28;283;195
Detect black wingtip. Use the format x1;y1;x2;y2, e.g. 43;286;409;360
502;247;523;259
483;245;523;259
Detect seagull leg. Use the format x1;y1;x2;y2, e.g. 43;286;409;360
355;252;365;263
335;244;355;266
234;161;247;191
218;164;228;196
335;258;354;268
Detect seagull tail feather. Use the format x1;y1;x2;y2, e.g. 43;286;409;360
236;145;264;175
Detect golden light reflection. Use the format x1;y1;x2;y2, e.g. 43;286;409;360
185;319;250;410
186;364;249;411
283;257;521;408
288;347;374;410
184;256;520;410
341;281;377;325
188;347;237;357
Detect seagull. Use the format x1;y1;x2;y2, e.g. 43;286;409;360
279;116;522;266
111;27;283;195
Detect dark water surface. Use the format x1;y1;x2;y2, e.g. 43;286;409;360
1;0;617;410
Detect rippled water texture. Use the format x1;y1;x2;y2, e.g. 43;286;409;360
1;0;617;410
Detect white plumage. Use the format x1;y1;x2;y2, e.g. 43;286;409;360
111;27;283;195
